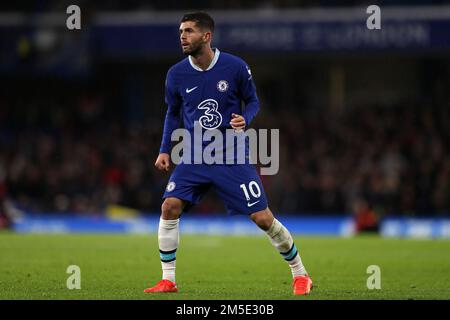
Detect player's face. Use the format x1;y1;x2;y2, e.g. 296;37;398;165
179;21;208;56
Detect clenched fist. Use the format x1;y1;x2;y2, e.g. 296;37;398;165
230;113;246;132
155;153;170;171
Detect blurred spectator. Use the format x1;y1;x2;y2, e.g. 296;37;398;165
352;198;379;233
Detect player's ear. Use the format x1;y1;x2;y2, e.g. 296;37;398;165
203;31;212;42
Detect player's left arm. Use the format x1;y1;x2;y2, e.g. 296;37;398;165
233;61;260;130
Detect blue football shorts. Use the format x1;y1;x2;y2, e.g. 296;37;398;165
162;163;268;215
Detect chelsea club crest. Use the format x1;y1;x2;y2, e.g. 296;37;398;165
166;181;176;192
217;80;229;92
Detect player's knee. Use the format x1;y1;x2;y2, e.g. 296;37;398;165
161;199;183;219
251;209;274;231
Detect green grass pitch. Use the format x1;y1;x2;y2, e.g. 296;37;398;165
1;232;449;299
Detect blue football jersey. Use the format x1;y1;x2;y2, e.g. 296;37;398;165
159;48;259;163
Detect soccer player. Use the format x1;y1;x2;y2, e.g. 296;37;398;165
144;12;313;295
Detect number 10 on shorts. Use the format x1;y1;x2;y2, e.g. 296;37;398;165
240;181;261;201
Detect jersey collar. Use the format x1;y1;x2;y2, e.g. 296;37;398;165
188;48;220;72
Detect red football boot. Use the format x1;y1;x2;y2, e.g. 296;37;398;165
144;279;178;293
293;275;313;295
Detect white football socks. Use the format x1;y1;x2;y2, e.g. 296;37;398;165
158;218;179;283
265;218;307;278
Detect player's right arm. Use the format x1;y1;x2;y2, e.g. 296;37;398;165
155;69;182;172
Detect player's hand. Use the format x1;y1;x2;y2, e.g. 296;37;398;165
155;153;170;172
230;113;246;132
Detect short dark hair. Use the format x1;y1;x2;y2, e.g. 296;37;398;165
181;12;215;33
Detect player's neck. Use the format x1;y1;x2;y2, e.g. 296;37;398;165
190;47;215;71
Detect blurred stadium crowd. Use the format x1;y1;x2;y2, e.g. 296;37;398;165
0;79;448;217
0;1;449;219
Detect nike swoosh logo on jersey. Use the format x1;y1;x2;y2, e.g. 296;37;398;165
186;86;198;93
247;200;260;207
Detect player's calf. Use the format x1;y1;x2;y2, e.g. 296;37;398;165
251;210;311;295
147;197;186;290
